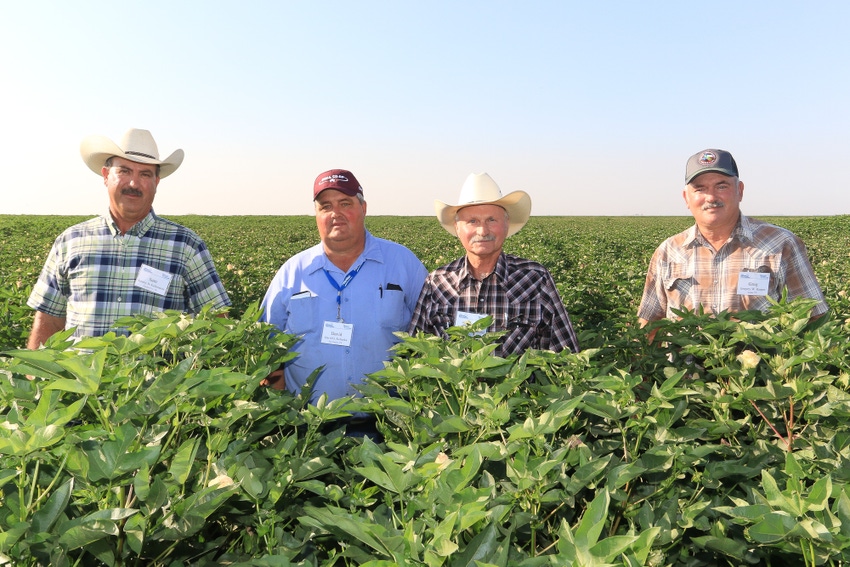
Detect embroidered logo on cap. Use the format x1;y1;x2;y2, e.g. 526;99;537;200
698;152;717;165
319;173;350;186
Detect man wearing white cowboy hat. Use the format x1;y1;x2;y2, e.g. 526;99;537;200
27;128;231;346
408;172;578;356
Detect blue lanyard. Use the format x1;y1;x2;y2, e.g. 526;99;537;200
323;262;363;322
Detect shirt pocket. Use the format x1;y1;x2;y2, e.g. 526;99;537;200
504;302;540;352
379;288;406;330
661;261;697;312
286;295;317;335
740;253;782;311
740;254;781;285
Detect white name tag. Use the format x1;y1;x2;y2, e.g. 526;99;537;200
321;320;353;346
135;264;173;296
455;310;488;336
737;272;770;296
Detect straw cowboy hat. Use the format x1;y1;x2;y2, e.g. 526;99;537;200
80;128;184;178
435;172;532;237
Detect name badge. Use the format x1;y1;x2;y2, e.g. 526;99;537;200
737;272;770;296
321;320;353;346
135;264;173;296
455;310;488;336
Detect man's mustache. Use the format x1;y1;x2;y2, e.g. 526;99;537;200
470;235;496;243
702;201;724;211
121;188;143;197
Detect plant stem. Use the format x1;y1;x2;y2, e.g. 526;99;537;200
750;400;792;451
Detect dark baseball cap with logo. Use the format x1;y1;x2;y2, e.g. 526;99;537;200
313;169;363;200
685;149;739;184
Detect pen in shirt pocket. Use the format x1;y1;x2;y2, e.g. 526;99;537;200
379;285;383;297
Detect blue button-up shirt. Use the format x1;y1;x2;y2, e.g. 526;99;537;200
261;231;427;403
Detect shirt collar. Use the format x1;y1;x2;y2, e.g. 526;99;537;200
736;214;754;243
102;209;156;237
309;230;380;275
459;252;506;284
686;213;749;248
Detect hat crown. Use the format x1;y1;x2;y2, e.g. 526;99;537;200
685;148;739;183
434;172;532;238
313;168;363;200
80;128;184;177
119;129;160;161
457;173;504;206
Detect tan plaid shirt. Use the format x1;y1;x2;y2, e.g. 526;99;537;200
638;215;827;321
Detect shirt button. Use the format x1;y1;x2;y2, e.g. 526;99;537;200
117;297;122;302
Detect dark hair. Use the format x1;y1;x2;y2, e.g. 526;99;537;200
105;156;161;177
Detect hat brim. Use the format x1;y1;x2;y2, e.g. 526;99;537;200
686;167;738;185
80;135;184;178
435;190;532;237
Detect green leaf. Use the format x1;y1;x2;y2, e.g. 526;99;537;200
0;469;19;491
746;512;799;543
355;465;401;494
691;535;748;559
574;489;609;550
804;474;831;513
0;424;64;456
300;505;406;561
31;477;73;533
123;513;145;556
84;423;160;482
154;486;237;540
432;415;473;433
448;522;502;567
169;437;200;485
57;508;137;549
50;347;107;394
784;450;805;481
5;347;69;380
589;534;639;561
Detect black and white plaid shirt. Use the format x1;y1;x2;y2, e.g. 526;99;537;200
408;253;579;356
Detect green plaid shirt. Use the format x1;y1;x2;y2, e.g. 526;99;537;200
28;211;231;337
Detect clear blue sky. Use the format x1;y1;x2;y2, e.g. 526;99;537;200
2;1;848;217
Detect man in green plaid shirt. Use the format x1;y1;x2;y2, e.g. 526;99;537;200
27;128;231;347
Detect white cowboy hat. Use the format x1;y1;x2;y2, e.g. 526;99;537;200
435;172;532;237
80;128;184;178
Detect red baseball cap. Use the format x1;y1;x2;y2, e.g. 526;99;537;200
313;169;363;200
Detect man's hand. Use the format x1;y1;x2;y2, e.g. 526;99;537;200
28;311;66;350
638;317;659;344
260;368;286;390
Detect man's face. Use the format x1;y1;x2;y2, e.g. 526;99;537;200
455;204;509;259
104;156;159;225
315;189;367;246
683;172;744;229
